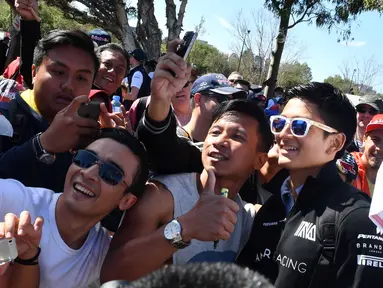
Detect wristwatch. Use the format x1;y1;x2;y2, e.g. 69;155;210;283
164;219;191;249
32;133;56;165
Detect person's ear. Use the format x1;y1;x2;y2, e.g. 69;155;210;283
31;64;37;85
118;193;137;211
253;152;268;170
326;133;346;155
194;93;202;107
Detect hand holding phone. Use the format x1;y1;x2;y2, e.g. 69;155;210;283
78;102;101;121
175;31;198;60
0;211;44;264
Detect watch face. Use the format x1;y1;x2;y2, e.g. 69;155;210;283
164;221;180;240
39;154;56;165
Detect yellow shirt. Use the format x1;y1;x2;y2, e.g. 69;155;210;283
21;89;41;115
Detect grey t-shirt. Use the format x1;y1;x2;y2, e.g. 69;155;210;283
153;173;255;264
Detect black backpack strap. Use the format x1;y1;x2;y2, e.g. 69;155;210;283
134;97;149;131
308;207;340;287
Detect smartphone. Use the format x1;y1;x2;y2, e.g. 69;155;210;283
77;102;101;121
0;238;18;263
176;31;198;60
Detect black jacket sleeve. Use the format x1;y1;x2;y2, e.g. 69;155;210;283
136;108;203;174
334;206;383;287
20;20;41;89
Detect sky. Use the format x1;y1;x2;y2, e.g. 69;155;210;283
131;0;383;92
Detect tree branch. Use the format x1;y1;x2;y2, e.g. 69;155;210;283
175;0;188;36
287;4;313;29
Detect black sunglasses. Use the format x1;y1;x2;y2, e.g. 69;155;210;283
72;150;128;187
356;106;378;116
201;92;229;103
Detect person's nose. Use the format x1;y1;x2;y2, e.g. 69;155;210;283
80;163;100;184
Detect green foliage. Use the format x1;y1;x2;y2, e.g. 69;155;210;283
364;0;383;11
324;74;354;93
263;0;377;42
38;2;95;36
0;1;96;36
0;2;12;31
278;61;312;89
188;40;234;76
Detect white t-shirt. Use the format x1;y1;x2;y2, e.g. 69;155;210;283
148;71;154;79
0;179;111;288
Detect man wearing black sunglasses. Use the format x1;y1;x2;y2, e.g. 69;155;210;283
348;95;383;153
0;128;148;287
237;83;383;288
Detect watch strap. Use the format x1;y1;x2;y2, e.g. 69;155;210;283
14;247;41;265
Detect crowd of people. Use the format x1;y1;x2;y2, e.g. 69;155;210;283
0;0;383;287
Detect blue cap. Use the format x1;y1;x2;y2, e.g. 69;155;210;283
191;73;243;97
88;29;111;47
129;48;147;62
112;95;120;102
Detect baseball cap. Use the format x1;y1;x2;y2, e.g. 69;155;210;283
88;90;112;112
336;151;358;182
88;29;111;47
191;73;243;97
129;48;147;62
365;114;383;134
356;95;383;113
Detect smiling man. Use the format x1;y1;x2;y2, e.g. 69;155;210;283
237;83;383;288
93;43;128;97
0;128;148;287
352;114;383;197
0;30;101;192
101;99;273;283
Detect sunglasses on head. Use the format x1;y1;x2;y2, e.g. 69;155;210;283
270;115;338;138
356;106;378;116
72;150;128;187
202;92;229;103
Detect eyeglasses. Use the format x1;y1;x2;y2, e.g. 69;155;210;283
270;115;338;138
202;92;229;103
356;106;378;116
72;150;128;187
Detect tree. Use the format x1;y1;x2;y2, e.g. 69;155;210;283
324;75;355;93
263;0;375;99
42;0;188;59
1;1;96;38
339;56;382;92
230;9;306;85
278;61;312;89
188;40;233;76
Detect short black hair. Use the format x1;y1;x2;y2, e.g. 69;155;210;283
97;128;148;197
212;99;273;153
286;82;356;158
33;30;99;76
275;87;284;94
103;263;274;288
96;43;129;71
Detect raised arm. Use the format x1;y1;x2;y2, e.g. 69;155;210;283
136;40;202;174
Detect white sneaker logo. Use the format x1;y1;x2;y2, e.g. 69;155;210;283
294;221;316;241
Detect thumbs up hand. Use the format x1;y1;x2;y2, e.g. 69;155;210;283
178;169;239;242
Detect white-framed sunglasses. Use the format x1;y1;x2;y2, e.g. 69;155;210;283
270;115;338;138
